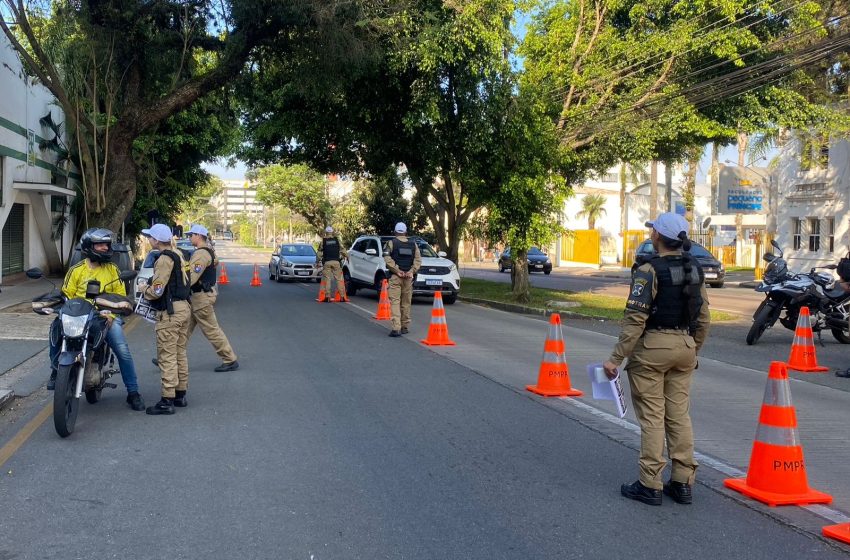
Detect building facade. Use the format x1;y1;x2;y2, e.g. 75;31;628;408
774;135;849;270
210;179;264;229
0;35;76;282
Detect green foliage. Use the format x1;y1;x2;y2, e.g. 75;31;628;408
577;194;608;230
254;164;333;234
357;167;427;237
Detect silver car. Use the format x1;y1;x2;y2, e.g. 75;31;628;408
269;243;321;283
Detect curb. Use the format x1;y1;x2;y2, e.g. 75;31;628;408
458;296;607;322
0;389;14;411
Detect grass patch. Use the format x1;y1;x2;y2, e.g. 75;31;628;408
460;278;737;322
725;266;754;273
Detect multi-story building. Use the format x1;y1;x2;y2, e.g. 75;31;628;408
0;35;77;282
210;179;264;229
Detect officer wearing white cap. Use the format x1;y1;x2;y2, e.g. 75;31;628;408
383;222;421;336
603;212;711;506
186;224;239;373
317;225;348;302
141;223;191;415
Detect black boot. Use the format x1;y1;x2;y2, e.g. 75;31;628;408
126;392;145;411
151;358;159;367
621;480;662;506
388;330;401;337
214;361;239;372
663;480;693;504
145;398;175;415
47;369;57;391
173;390;188;408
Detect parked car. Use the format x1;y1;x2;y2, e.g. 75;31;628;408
498;247;553;274
134;244;196;301
269;243;321;283
343;235;460;304
632;239;726;288
220;231;234;241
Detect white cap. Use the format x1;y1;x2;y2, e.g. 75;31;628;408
394;222;407;234
325;226;334;233
188;224;209;237
645;212;690;241
141;223;173;243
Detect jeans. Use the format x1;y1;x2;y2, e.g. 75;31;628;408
48;316;139;394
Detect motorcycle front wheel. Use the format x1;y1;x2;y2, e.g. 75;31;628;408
54;364;80;438
746;303;777;346
832;327;850;344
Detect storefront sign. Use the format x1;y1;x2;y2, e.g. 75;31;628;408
718;165;769;214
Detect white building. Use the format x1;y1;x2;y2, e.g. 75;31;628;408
559;163;712;265
210;179;263;228
0;34;76;282
773;134;850;270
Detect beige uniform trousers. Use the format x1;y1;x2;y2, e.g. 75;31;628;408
155;300;191;398
322;260;346;298
625;330;699;490
388;274;413;331
188;290;237;363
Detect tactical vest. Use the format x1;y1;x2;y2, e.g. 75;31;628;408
322;237;341;263
191;246;217;293
391;238;415;272
149;250;191;313
644;255;704;331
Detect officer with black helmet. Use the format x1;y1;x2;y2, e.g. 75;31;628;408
141;223;191;415
603;212;711;506
48;228;145;411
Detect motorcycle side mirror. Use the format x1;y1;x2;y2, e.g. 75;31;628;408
763;253;776;262
824;264;838;270
26;268;44;279
119;270;137;282
771;239;781;250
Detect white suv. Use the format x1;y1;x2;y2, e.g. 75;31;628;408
343;235;460;304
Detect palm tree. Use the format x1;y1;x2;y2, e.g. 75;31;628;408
577;194;607;230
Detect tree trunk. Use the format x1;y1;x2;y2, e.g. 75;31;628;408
664;161;673;213
511;248;530;303
649;160;658;220
87;130;138;234
737;130;749;166
619;163;627;234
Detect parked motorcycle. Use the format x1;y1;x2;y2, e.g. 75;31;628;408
745;241;850;346
28;268;136;437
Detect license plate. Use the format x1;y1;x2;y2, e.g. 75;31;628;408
295;271;310;276
426;279;442;286
534;264;543;268
704;272;717;279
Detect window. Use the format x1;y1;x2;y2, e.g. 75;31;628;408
827;217;835;253
808;218;820;252
602;173;619;183
800;135;829;171
365;238;379;254
792;218;802;250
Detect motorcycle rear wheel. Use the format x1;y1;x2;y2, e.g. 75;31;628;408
53;364;80;438
746;303;776;346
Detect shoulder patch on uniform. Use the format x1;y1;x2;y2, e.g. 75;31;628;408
193;263;203;273
153;283;164;296
626;268;653;313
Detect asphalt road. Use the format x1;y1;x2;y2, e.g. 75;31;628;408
0;243;847;559
460;265;850;392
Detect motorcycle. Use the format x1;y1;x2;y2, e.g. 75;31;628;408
28;267;136;437
745;240;850;346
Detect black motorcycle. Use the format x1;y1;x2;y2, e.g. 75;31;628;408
28;268;136;437
746;241;850;346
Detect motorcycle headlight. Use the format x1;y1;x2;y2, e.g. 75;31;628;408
61;314;88;338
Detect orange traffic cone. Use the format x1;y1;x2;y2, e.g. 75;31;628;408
315;276;329;302
724;361;832;506
526;313;582;397
218;262;229;285
786;307;828;372
250;264;262;287
824;523;850;545
420;291;456;346
374;279;391;320
331;279;349;302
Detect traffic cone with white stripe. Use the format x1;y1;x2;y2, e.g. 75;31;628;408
724;361;832;506
316;276;329;302
217;262;229;285
526;313;582;397
250;264;262;287
420;291;455;346
786;307;828;372
374;279;391;320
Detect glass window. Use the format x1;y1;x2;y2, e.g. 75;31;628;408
792;218;802;250
808;218;820;252
142;251;161;268
528;247;545;255
414;240;438;258
280;244;316;257
352;240;367;253
688;243;712;258
365;239;379;253
827;218;835;253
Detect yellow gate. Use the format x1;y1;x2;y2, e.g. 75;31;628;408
562;230;601;265
622;230;646;269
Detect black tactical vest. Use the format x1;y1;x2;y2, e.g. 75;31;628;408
322;237;341;263
191;246;217;293
644;255;704;331
149;250;191;313
391;238;415;271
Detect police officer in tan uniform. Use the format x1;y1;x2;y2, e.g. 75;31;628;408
186;224;239;372
318;226;348;301
141;223;192;415
603;213;710;506
384;222;421;337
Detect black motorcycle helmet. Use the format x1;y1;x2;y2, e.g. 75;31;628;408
80;228;115;263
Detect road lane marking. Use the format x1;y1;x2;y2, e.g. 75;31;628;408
0;403;52;469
